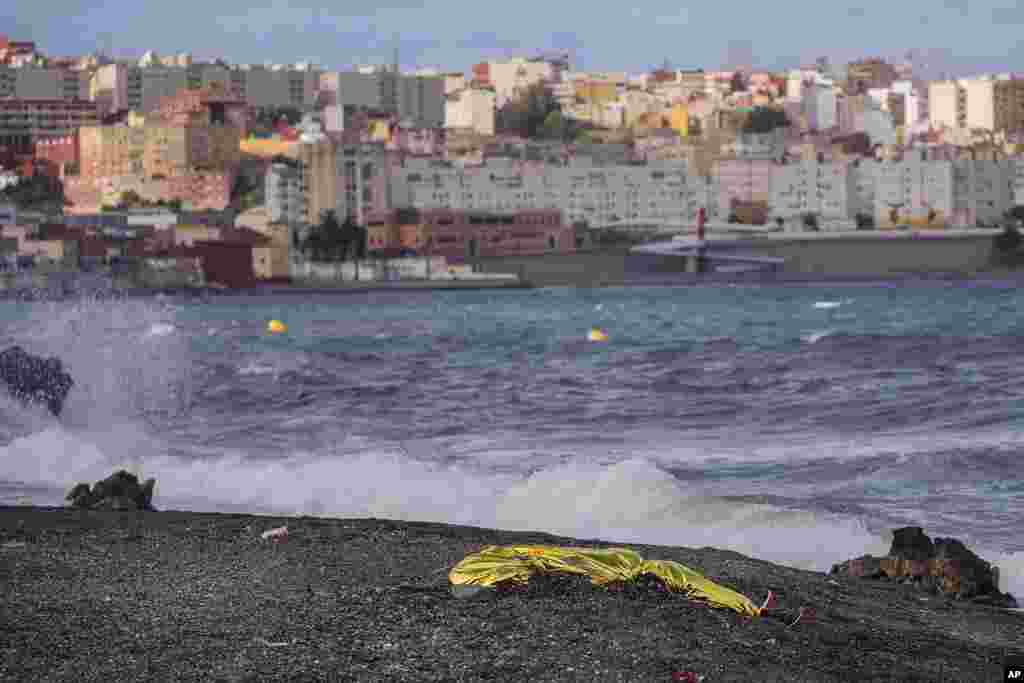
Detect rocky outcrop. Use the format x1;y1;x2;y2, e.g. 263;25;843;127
831;526;1017;608
0;346;74;417
66;470;156;511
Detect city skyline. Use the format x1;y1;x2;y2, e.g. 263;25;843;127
4;1;1024;77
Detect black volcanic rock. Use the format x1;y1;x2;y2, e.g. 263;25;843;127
0;346;74;416
831;526;1017;608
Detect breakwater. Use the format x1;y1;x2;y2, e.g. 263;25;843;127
469;232;1006;287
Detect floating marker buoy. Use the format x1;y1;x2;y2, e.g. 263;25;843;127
587;328;608;342
267;319;288;334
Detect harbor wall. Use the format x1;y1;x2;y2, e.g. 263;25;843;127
469;234;1003;286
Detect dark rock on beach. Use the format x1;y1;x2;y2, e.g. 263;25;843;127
1;509;1021;682
65;470;156;511
831;526;1018;609
0;345;74;417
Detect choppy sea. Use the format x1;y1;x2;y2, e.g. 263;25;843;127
1;283;1022;596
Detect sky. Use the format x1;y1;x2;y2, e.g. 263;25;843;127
4;0;1024;78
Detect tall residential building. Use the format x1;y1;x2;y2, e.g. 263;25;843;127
232;65;320;110
298;140;395;226
78;86;244;179
319;70;445;128
265;159;304;225
0;99;99;153
90;62;320;115
0;66;89;100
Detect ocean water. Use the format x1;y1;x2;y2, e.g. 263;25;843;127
1;283;1022;597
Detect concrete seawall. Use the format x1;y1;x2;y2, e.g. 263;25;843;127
469;233;1007;287
733;233;998;276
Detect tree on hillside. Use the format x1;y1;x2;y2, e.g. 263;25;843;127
496;83;560;139
541;110;568;141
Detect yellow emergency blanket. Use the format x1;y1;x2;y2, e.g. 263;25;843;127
449;545;763;617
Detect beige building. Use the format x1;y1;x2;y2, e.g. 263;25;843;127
79;112;241;179
444;87;496;135
928;80;966;131
963;77;1024;132
619;90;667;128
443;73;467;95
476;57;560;103
297;139;339;225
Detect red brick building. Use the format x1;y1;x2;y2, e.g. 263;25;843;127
33;132;79;179
187;241;257;288
368;208;576;260
153;84;248;136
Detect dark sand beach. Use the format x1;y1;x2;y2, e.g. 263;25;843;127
2;507;1022;682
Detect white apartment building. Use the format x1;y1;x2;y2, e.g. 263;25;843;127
889;81;924;125
861;104;898;146
770;161;855;219
802;83;836;131
1011;158;1024;206
869;158;955;225
444;88;496;136
951;160;1014;225
781;158;1013;227
266;161;305;225
390;157;703;229
848;160;876;218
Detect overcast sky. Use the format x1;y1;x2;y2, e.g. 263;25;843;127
4;1;1024;77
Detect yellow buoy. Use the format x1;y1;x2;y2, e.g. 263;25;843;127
267;319;288;334
587;328;608;342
